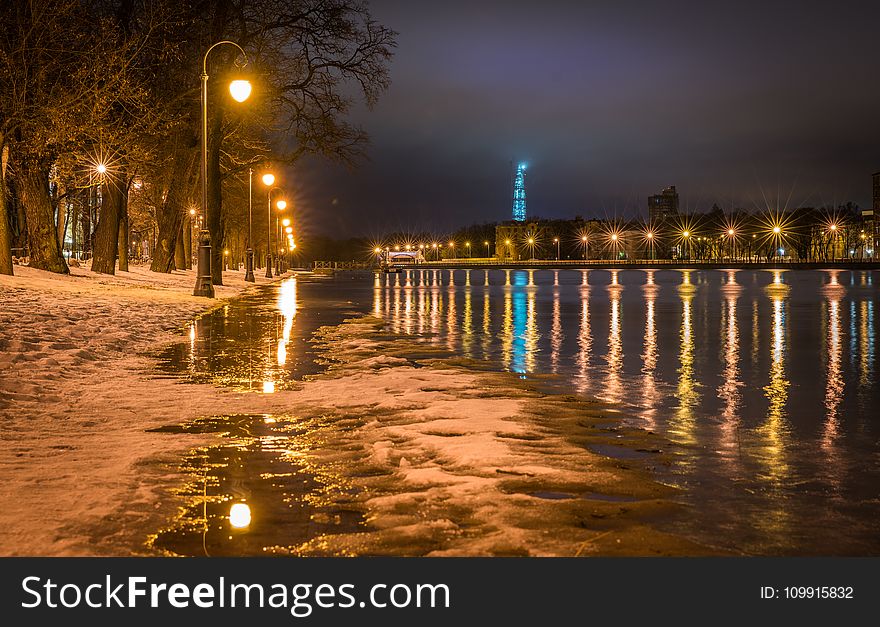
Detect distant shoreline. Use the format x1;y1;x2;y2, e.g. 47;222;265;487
389;260;880;271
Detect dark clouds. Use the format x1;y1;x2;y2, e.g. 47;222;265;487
292;0;880;237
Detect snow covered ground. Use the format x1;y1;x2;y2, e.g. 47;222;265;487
1;264;708;556
0;263;293;555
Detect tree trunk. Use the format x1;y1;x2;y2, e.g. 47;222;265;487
92;163;127;275
117;198;129;271
174;219;186;270
151;142;196;273
183;214;192;269
12;152;68;273
0;141;13;275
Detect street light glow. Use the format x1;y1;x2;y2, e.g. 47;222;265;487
261;173;275;186
229;79;252;103
285;227;293;234
683;231;690;238
96;163;107;175
282;218;290;227
276;199;287;210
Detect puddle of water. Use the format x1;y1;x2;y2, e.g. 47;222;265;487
156;275;373;391
587;444;654;460
148;414;368;556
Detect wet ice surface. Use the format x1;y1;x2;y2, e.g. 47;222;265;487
148;414;367;556
148;268;880;555
373;268;880;554
156;273;373;390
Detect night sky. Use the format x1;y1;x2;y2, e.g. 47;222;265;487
293;0;880;238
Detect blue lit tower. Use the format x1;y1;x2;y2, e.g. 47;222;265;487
512;163;527;222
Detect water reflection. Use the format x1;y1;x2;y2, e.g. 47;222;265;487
718;271;742;452
760;273;790;483
671;270;698;446
369;268;880;553
604;271;623;404
640;271;658;427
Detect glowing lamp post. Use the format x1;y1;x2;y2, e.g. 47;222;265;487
275;199;287;273
581;235;588;261
484;240;490;258
553;237;560;261
646;231;654;260
261;173;280;278
194;41;251;298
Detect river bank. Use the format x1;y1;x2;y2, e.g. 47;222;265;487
1;268;712;556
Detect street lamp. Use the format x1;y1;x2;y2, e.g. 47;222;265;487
465;241;471;258
581;235;588;260
194;40;251;298
244;169;256;282
261;173;280;278
275;199;288;273
553;237;559;261
646;231;654;260
484;240;490;258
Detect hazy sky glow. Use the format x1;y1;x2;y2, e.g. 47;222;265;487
294;0;880;237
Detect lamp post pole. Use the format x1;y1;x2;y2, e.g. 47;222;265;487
265;189;274;278
194;40;249;298
245;168;255;282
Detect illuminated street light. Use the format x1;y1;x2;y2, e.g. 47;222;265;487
261;175;283;278
229;79;252;103
96;163;107;175
194;40;251;298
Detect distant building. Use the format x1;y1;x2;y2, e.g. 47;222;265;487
647;185;679;225
865;172;879;257
512;163;527;222
873;172;880;210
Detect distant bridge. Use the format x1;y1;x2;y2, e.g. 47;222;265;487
312;260;375;271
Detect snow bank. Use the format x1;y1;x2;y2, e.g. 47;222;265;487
0;264;298;555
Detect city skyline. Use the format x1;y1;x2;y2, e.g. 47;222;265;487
296;0;880;237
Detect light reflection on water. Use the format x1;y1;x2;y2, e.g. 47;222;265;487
373;268;880;554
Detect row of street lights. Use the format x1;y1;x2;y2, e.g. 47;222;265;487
194;40;297;296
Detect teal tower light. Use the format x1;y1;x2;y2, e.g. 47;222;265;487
512;163;527;222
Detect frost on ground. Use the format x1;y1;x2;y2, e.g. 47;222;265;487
1;266;711;556
0;264;299;556
238;319;713;557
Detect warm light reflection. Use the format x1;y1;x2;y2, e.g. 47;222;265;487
718;271;742;453
640;271;658;427
262;380;275;394
576;284;591;392
276;278;298;366
822;279;843;450
229;502;251;528
671;271;698;446
759;288;790;484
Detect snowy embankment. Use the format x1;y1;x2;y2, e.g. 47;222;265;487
0;264;291;555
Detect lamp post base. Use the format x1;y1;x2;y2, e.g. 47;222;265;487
193;229;215;298
265;254;273;279
245;248;255;282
